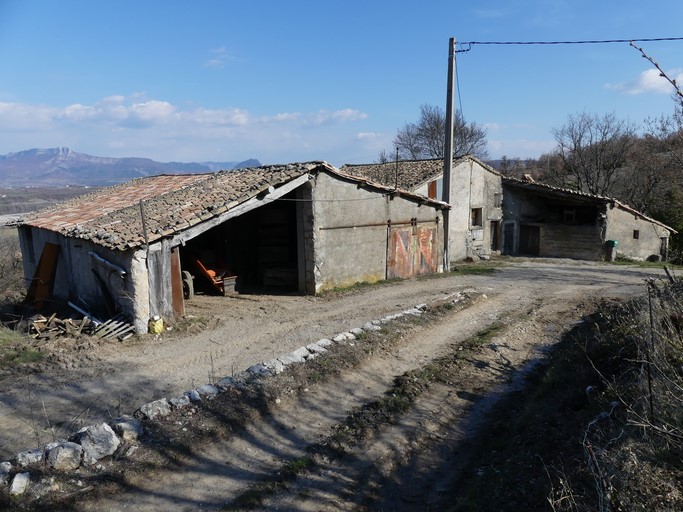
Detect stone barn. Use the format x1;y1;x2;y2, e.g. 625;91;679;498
501;177;675;260
18;162;447;332
342;155;503;264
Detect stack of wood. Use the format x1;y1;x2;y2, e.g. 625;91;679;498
5;312;136;341
9;313;96;339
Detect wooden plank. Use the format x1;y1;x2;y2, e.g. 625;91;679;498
170;247;185;316
26;242;60;310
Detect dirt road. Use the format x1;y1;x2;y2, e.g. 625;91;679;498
0;260;665;506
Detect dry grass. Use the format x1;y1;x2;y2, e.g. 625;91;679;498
445;285;683;512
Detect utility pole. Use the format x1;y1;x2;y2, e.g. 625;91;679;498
442;37;456;270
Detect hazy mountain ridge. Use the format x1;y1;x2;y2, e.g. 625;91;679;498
0;148;261;187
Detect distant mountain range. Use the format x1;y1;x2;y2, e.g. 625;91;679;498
0;147;261;188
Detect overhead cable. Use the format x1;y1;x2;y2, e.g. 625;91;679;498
457;37;683;52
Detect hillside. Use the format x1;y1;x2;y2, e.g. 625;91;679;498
0;148;260;187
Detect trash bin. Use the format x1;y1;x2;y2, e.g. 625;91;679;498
606;240;619;262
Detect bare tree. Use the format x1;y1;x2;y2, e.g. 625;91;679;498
552;112;637;197
389;104;488;161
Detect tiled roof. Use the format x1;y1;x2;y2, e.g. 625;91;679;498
22;161;450;251
341;155;500;190
503;177;677;233
23;163;321;250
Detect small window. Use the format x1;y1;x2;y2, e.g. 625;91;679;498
563;209;576;225
427;178;443;201
493;192;502;208
633;230;640;240
428;180;437;199
471;208;483;227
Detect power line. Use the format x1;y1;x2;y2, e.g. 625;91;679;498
457;37;683;52
454;50;464;117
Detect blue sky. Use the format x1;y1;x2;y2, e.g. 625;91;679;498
0;1;681;166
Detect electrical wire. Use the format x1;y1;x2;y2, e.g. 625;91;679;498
457;36;683;52
454;49;464;117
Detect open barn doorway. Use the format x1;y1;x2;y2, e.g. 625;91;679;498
179;192;301;296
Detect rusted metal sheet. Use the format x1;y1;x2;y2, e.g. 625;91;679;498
387;223;438;279
387;227;413;279
416;226;438;275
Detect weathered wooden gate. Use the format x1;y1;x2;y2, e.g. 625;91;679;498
387;221;439;279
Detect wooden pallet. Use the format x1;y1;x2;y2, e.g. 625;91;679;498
94;314;135;341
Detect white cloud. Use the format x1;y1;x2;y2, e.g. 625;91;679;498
203;47;235;70
355;132;382;141
306;109;368;126
0;96;373;163
488;138;556;159
606;68;683;96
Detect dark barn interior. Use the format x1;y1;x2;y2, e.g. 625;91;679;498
180;193;300;295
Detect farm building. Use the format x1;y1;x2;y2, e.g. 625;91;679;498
18;162;448;333
342;155;503;263
342;155;675;263
501;177;675;261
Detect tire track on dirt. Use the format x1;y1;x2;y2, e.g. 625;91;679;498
74;286;543;511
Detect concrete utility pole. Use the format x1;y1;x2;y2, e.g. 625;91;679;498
442;37;456;269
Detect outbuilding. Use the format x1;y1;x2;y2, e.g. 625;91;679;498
501;177;676;261
18;162;447;333
342;155;503;264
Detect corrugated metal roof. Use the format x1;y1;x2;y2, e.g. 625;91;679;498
22;161;450;250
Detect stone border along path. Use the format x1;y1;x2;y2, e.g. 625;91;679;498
0;296;445;499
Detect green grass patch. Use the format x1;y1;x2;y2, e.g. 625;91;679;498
0;327;42;368
448;264;501;275
468;321;505;346
319;278;403;296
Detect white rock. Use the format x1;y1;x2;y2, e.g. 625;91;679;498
195;384;220;398
216;376;237;388
306;343;328;354
111;415;144;442
46;442;83;470
293;346;312;359
349;327;364;336
0;461;12;485
363;322;382;331
138;398;171;419
316;338;333;347
186;389;202;402
16;448;43;467
246;364;271;377
71;423;120;464
10;472;30;496
263;359;285;374
169;395;191;409
278;351;305;365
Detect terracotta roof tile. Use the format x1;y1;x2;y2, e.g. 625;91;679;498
22;163;321;249
341;155;500;190
22;161;450;250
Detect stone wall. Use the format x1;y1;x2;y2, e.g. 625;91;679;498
310;172;444;292
605;205;670;261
